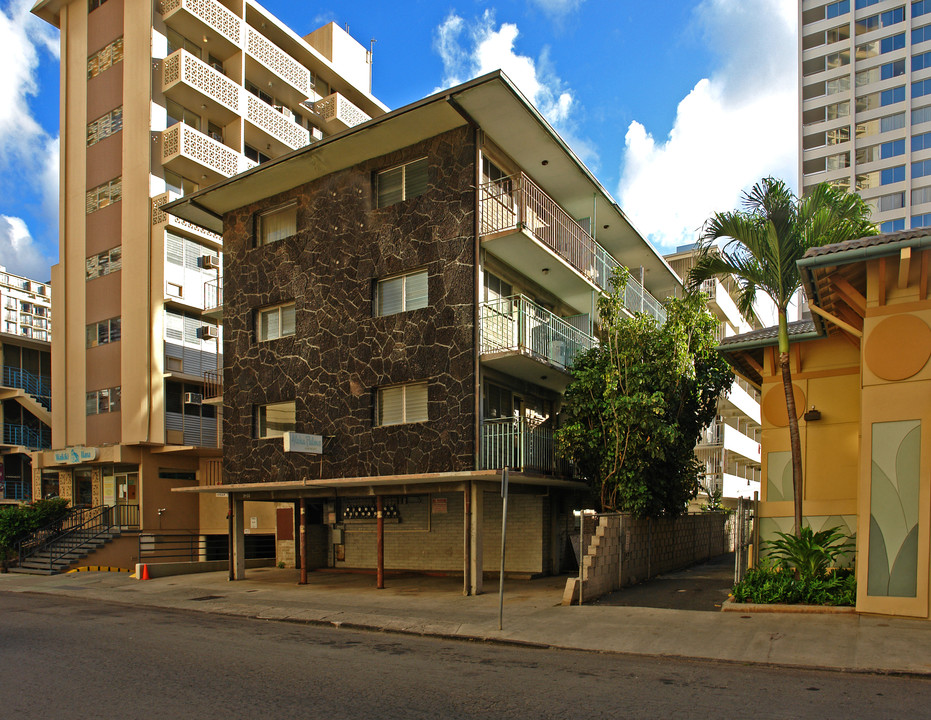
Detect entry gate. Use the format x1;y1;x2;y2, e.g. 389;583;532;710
733;492;758;584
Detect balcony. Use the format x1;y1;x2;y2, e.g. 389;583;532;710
479;173;666;323
162;49;241;125
700;278;743;330
244;93;310;152
203;369;222;405
480;418;568;475
698;421;760;464
161;123;254;186
480;295;595;391
3;422;51;450
204;276;222;319
312;92;370;132
245;26;312;102
152;192;223;247
160;0;242;60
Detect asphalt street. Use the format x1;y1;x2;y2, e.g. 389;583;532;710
2;592;930;719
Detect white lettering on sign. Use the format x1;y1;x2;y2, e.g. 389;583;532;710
283;432;323;454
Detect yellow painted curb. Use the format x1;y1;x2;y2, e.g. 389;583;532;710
66;566;131;574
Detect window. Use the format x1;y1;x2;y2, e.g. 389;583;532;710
86;246;122;280
856;7;904;35
881;165;906;184
916;79;931;101
376;269;428;316
857;92;881;112
244;144;271;164
915;51;931;73
376;158;428;208
164;171;199;197
881;86;905;106
258;302;296;341
827;127;850;145
878;192;906;211
881;33;906;53
87;37;123;79
167;100;201;130
882;138;906;158
86;386;120;415
165;232;217;270
882;58;907;79
377;382;428;426
915;24;931;46
881;112;906;132
826;100;850;120
913;185;931;205
89;0;109;11
825;49;851;69
827;0;850;18
86;177;121;213
826;76;850;95
917;0;931;18
857;0;881;8
87;107;122;147
167;28;201;59
86;317;121;348
257;401;295;438
880;218;906;232
257;202;297;245
913;106;931;126
826;151;850;170
856;144;880;164
914;158;931;178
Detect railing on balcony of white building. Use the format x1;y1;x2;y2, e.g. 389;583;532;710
160;0;242;49
204;276;222;312
245;93;310;150
245;26;312;97
480;417;568;475
480;295;596;371
163;48;241;115
698;421;725;446
162;123;253;178
311;92;370;129
479;173;666;323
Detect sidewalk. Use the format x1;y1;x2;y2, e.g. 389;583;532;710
2;566;930;676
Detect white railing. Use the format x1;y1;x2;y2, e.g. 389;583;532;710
480;418;567;474
246;26;312;96
245;94;310;150
480;173;666;324
312;92;370;129
160;0;242;49
204;276;222;312
163;49;241;115
480;295;596;371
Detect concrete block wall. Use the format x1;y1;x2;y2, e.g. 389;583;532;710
564;512;730;605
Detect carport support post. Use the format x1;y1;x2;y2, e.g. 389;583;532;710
376;495;384;589
299;498;307;585
470;481;484;595
230;494;245;580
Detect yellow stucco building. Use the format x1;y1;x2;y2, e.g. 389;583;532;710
722;229;931;618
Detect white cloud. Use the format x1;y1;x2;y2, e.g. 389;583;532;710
527;0;585;17
0;215;52;280
433;10;594;161
617;0;797;252
0;0;60;276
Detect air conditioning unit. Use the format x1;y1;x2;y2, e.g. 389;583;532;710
198;325;219;340
200;255;220;270
183;392;203;405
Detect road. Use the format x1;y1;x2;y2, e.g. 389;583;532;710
1;593;929;719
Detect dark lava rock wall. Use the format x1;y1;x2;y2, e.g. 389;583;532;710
221;126;477;483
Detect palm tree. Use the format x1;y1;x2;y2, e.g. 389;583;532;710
688;178;876;537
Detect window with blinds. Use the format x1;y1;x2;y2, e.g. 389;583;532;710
258;202;298;245
376;269;428;316
376;158;429;208
377;382;428;426
257;401;296;438
258;302;296;341
166;232;218;269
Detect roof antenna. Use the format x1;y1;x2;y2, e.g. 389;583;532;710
344;22;349;33
368;38;376;63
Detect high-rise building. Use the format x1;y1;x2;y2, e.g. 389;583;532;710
799;0;931;229
30;0;386;557
0;267;51;341
664;246;762;502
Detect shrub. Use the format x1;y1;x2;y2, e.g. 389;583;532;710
732;565;856;606
766;526;854;580
0;498;71;569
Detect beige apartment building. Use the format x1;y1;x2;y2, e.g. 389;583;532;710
29;0;386;567
800;0;931;229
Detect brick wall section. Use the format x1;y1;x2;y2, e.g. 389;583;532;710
221;126;477;483
563;512;730;605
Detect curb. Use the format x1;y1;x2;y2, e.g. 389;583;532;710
721;598;857;614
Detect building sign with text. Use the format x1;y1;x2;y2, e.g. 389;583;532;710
53;447;98;465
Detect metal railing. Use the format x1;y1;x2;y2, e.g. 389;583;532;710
479;173;666;323
480;417;568;475
480;295;596;371
3;422;51;449
204;276;222;311
2;366;51;409
138;532;275;562
203;369;222;399
698;422;725;446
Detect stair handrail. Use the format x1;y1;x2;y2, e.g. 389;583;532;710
17;505;117;572
15;504;87;560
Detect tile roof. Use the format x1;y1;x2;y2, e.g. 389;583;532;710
718;319;816;349
803;228;931;259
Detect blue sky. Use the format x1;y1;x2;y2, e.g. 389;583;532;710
0;0;797;282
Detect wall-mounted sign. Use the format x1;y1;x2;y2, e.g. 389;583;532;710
283;432;323;454
432;497;447;514
53;447;98;465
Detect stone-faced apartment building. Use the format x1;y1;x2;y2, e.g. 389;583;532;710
167;72;680;593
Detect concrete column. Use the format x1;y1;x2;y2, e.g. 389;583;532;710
230;494;245;580
463;486;471;596
299;498;307;585
376;495;384;589
470;482;484;595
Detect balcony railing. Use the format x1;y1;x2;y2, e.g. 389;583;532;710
160;0;242;51
245;26;312;97
480;295;596;371
3;422;51;449
480;173;666;323
204;276;222;312
162;123;252;179
312;92;370;130
163;48;241;117
3;366;51;409
203;369;222;400
480;418;568;475
245;93;310;150
698;422;725;446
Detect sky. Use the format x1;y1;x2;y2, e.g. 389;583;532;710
0;0;798;283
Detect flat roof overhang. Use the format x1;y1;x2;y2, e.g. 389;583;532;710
165;71;681;301
172;469;590;500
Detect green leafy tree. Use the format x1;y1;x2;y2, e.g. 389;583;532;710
688;179;876;536
556;270;733;517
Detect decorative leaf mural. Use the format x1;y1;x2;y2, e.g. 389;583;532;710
767;451;792;502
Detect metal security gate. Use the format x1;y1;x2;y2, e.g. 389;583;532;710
733;492;758;584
